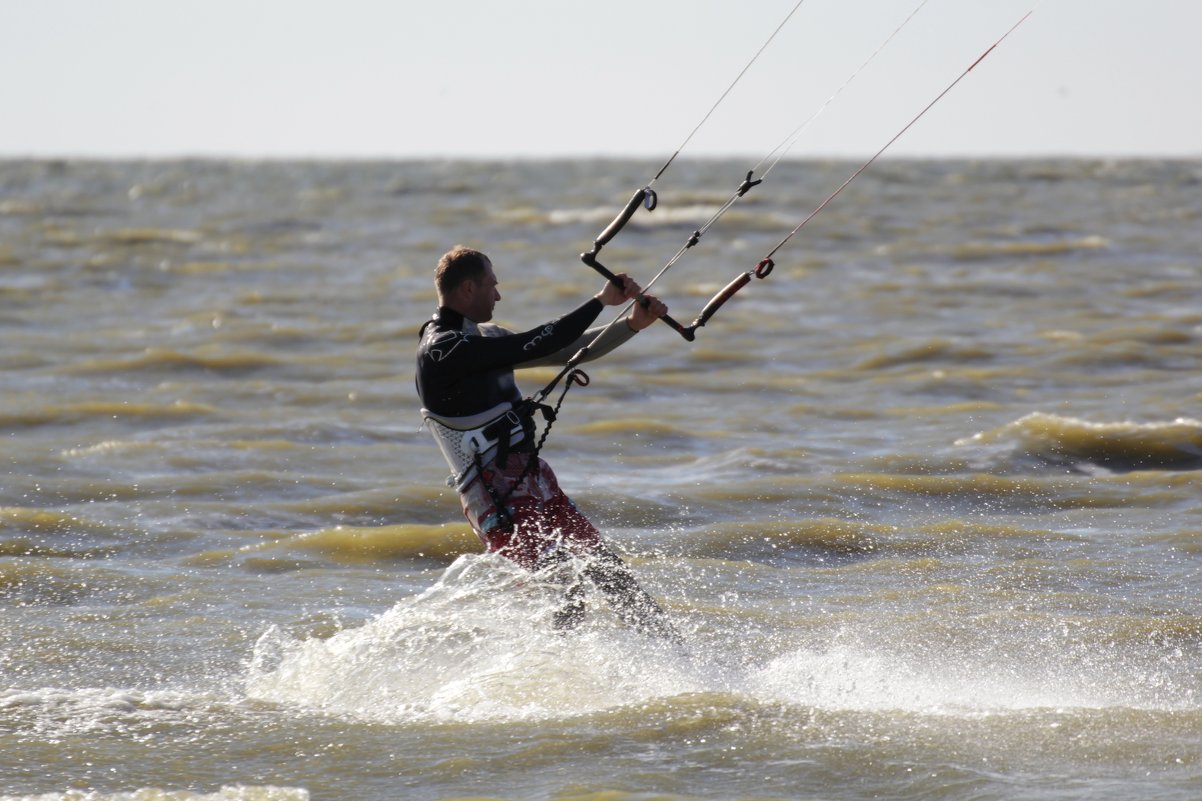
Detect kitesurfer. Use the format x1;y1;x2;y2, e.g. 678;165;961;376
416;245;681;642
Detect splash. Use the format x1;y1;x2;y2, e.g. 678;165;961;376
0;687;210;738
245;554;707;723
748;640;1189;715
244;554;1196;724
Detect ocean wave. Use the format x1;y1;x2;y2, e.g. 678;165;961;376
0;538;118;561
0;506;123;562
0;506;117;536
0;199;43;216
62;440;162;458
836;471;1060;503
167;260;279;275
238;523;479;565
1;400;215;429
960;412;1202;472
857;338;994;370
529;204;792;233
672;518;1082;565
97;227;204;246
570;417;696;441
61;348;280;376
942;235;1109;262
0;788;308;801
265;485;454;523
681;519;889;563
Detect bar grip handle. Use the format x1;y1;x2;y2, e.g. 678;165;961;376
691;272;752;330
588;188;656;257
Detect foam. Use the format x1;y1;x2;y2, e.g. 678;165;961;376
244;555;1198;724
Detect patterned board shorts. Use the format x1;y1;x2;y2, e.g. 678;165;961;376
459;452;603;571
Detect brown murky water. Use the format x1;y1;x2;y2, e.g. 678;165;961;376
2;158;1201;801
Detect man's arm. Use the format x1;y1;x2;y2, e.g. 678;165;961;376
517;320;636;368
516;293;668;368
431;298;604;373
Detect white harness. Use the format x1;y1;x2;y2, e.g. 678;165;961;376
421;401;527;490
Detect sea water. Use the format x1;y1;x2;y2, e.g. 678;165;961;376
2;158;1201;800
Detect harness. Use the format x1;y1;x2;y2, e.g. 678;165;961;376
423;371;589;528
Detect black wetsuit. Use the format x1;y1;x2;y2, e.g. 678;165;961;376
416;298;604;421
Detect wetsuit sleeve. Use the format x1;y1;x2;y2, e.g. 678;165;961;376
517;318;638;368
429;298;604;372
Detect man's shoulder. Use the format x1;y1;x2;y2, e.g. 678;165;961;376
477;322;514;338
420;319;512;345
418;320;469;361
418;320;515;363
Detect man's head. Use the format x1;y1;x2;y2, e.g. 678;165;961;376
435;245;500;323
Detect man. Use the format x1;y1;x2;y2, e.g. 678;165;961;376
416;245;680;642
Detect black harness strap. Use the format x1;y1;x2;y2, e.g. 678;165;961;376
473;369;590;530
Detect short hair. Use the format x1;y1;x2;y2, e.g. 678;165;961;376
435;246;489;297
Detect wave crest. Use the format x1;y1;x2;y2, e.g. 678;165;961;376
960;412;1202;472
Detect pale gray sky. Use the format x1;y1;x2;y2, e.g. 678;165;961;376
3;0;1198;159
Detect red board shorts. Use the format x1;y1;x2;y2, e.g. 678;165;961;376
459;452;603;571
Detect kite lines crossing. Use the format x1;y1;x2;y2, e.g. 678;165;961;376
530;0;1040;417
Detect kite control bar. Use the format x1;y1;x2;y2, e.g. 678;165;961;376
579;186;697;338
580;251;693;339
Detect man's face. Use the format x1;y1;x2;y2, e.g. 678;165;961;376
465;259;501;322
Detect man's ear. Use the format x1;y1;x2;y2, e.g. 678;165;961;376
448;279;471;305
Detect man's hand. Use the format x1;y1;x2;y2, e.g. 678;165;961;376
595;272;666;330
596;273;641;306
628;294;667;331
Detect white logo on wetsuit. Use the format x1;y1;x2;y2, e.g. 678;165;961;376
522;324;556;351
429;331;467;362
